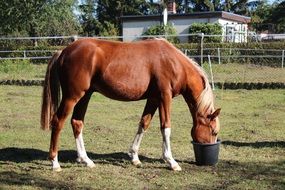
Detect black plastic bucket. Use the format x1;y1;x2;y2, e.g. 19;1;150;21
191;139;221;166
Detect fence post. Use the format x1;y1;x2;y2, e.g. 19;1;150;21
218;48;221;65
72;35;78;41
281;49;285;69
228;47;232;64
208;55;215;90
23;50;26;59
199;33;204;66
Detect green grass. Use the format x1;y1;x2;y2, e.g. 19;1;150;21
0;60;285;83
203;63;285;83
0;86;284;189
0;60;46;80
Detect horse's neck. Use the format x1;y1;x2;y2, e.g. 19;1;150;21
183;64;213;127
183;83;204;127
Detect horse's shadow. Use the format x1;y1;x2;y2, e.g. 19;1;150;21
0;147;164;167
222;140;285;148
2;141;283;167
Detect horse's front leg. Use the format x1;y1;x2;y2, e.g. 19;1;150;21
129;125;144;166
71;119;95;168
129;98;158;166
159;92;182;171
71;92;95;168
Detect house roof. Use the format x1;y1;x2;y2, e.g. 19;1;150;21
121;11;251;24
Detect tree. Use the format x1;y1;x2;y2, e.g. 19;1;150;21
79;0;152;36
267;0;285;33
249;1;274;32
174;0;263;14
79;0;100;36
0;0;81;37
249;0;285;33
222;0;248;14
176;0;193;13
190;0;220;12
79;0;120;37
96;0;150;34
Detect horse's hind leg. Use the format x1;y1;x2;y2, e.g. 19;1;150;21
129;98;158;166
71;91;95;168
49;98;77;171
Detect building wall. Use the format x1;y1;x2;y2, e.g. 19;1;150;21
122;16;249;43
122;20;160;41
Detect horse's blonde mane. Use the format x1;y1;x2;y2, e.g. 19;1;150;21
170;43;220;133
196;76;214;115
173;44;214;115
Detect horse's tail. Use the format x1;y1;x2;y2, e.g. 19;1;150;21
41;50;62;130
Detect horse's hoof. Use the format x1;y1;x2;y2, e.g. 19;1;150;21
132;160;142;166
53;167;62;172
86;162;95;168
171;165;182;171
77;157;95;168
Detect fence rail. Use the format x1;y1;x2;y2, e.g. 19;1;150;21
0;34;284;84
1;48;284;67
0;33;285;40
0;50;56;60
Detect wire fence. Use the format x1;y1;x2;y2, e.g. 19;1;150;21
0;50;57;60
0;34;284;85
184;48;285;67
184;48;285;84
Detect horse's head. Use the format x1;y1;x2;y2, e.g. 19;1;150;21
192;108;221;144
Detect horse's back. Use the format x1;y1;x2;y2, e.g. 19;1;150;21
58;38;187;100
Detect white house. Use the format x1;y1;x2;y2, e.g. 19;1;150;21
121;11;251;43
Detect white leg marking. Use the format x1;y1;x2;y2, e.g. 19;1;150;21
129;127;144;166
51;154;62;172
75;130;95;168
161;128;181;171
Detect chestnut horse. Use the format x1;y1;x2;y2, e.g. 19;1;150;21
41;38;220;171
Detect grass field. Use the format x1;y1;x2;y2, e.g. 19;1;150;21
203;63;285;83
0;60;46;81
0;85;284;189
0;60;284;83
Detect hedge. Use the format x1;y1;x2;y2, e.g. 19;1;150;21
142;24;180;43
188;23;223;43
0;79;284;89
176;41;285;66
176;41;285;50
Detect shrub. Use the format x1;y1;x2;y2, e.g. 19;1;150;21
98;21;119;40
189;23;222;43
176;41;285;66
142;24;180;43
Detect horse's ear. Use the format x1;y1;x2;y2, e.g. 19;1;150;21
208;108;221;120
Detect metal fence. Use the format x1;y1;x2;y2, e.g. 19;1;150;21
0;50;57;60
184;48;284;67
183;48;285;84
0;34;284;84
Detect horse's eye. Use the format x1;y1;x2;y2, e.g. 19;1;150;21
210;125;217;135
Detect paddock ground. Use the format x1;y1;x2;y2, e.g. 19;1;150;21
0;86;284;189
